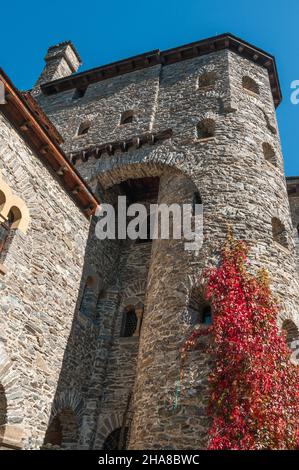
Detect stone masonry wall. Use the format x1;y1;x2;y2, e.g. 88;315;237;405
287;177;299;273
34;48;299;449
0;111;92;449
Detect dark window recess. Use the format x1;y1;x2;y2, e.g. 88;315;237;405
77;121;90;136
282;319;299;349
242;76;260;95
102;427;128;450
73;87;87;100
120;110;134;125
123;308;138;337
201;305;212;325
197;119;215;139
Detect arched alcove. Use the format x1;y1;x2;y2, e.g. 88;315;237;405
102;426;128;450
44;407;79;448
282;319;299;349
262;142;277;167
272;217;288;249
187;287;212;326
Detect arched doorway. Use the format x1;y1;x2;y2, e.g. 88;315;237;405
102;427;128;450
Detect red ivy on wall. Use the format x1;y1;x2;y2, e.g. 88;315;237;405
182;234;299;449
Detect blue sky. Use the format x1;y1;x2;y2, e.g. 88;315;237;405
0;0;298;175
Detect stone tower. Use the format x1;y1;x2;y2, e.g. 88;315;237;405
32;33;299;449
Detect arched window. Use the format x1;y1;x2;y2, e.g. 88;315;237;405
192;192;202;216
262;143;277;167
197;71;216;90
187;290;212;326
122;306;138;337
272;217;288;249
196;119;215;139
72;87;87;100
120;110;134;125
282;320;299;349
201;305;212;325
77;121;90;136
44;408;79;449
0;209;18;262
80;276;96;317
242;76;260;95
102;427;128;450
0;383;7;442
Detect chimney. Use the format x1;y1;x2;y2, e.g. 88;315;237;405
35;41;81;87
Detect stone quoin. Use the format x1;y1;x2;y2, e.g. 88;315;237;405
0;33;298;450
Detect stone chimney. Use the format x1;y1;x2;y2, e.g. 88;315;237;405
35;41;81;87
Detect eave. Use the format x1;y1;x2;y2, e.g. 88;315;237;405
40;33;282;107
0;69;99;218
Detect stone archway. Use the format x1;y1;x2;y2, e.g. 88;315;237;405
44;407;79;449
43;390;84;449
94;412;125;449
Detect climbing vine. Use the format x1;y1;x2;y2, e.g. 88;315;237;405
181;233;299;449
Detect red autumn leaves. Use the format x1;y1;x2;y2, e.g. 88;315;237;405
182;235;299;449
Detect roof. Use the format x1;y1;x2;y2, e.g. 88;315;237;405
40;33;282;107
0;69;99;218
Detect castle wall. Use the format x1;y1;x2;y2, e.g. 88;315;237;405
34;48;299;449
287;177;299;273
0;111;93;449
37;65;162;156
